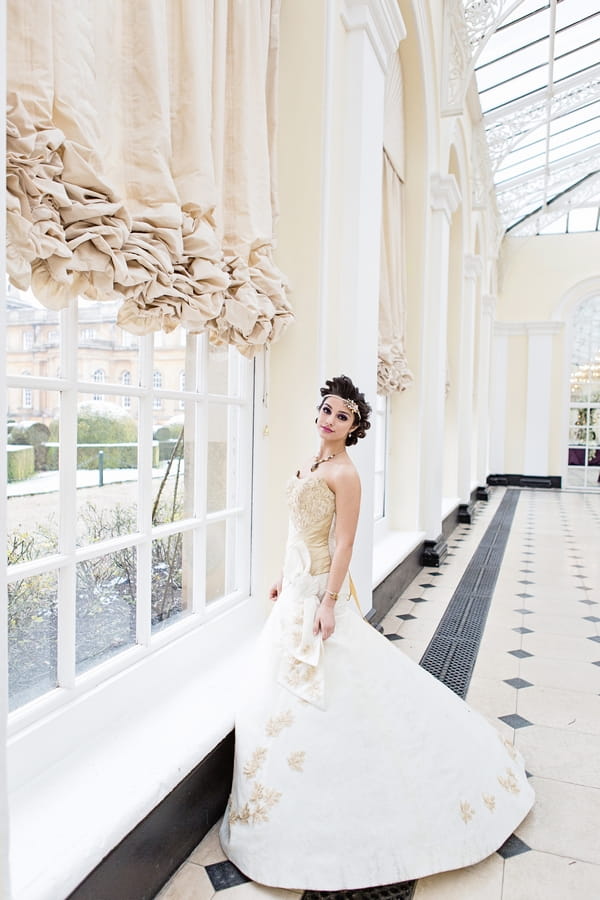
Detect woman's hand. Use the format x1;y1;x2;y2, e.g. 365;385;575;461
269;577;283;601
313;599;336;640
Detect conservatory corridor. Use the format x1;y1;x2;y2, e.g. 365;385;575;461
157;487;600;900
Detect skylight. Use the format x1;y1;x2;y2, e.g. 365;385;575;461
466;0;600;235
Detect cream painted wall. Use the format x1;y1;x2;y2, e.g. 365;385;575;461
262;0;330;610
499;235;600;320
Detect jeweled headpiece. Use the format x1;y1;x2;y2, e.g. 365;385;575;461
325;394;360;419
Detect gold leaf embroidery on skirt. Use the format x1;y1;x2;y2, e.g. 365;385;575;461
497;768;520;794
501;735;518;761
287;751;306;772
265;709;295;737
459;801;475;823
243;746;268;778
482;793;496;812
229;781;282;826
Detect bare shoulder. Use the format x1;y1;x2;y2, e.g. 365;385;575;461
327;460;361;497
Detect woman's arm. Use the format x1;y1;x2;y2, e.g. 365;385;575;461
313;468;361;640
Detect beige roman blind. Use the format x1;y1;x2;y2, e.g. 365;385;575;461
6;0;293;356
378;52;413;394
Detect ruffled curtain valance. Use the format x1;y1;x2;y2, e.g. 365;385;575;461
6;0;293;356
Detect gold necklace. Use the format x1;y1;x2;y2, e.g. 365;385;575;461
310;450;342;472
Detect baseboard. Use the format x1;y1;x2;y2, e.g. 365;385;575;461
67;733;235;900
487;473;561;489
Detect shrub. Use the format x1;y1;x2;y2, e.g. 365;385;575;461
7;445;35;482
77;401;137;444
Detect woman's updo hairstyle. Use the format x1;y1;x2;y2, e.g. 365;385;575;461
318;374;372;446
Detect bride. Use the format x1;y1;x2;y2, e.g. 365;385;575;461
219;374;534;890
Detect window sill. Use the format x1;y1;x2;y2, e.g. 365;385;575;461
372;527;425;588
8;597;263;900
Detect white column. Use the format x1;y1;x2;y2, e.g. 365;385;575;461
420;174;461;544
476;294;495;483
338;0;405;608
489;322;510;474
523;323;562;475
457;254;481;502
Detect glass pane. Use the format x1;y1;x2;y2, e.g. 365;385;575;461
6;286;61;377
8;570;58;710
207;341;231;394
7;391;60;562
206;519;226;603
568;207;600;233
152;411;187;526
78;298;140;384
208;405;230;512
152;532;188;631
76;550;136;674
76;394;138;546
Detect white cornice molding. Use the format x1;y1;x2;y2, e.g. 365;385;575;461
341;0;406;72
494;321;564;337
430;174;461;220
464;254;483;280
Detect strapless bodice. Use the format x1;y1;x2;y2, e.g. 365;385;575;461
286;476;335;575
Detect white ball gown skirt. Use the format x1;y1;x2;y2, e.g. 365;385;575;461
219;477;534;890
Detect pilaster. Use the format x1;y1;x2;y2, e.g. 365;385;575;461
457;255;482;517
419;174;460;560
338;0;406;604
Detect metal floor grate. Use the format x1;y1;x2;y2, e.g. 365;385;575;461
304;883;414;900
419;489;520;698
300;490;520;900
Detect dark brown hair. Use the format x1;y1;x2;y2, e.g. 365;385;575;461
318;375;372;446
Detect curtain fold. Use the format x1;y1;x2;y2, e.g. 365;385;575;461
6;0;292;354
378;150;413;395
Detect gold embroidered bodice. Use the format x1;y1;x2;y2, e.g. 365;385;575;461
286;476;335;575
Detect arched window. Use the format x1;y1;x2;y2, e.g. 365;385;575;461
568;295;600;489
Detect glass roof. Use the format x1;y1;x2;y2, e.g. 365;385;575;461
466;0;600;235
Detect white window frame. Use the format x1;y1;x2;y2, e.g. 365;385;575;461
5;304;255;737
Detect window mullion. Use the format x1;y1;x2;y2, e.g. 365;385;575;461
136;334;153;646
193;335;208;617
57;304;78;689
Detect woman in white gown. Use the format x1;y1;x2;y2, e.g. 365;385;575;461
220;375;534;890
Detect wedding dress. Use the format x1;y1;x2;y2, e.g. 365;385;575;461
219;475;534;890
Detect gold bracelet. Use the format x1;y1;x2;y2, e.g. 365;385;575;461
324;589;338;601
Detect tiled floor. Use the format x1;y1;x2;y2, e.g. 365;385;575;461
157;488;600;900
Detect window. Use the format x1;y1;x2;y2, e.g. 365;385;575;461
5;300;254;714
23;330;34;350
22;387;32;409
92;368;105;401
179;370;185;408
121;371;131;408
153;371;162;409
81;328;96;341
567;295;600;489
373;393;389;520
